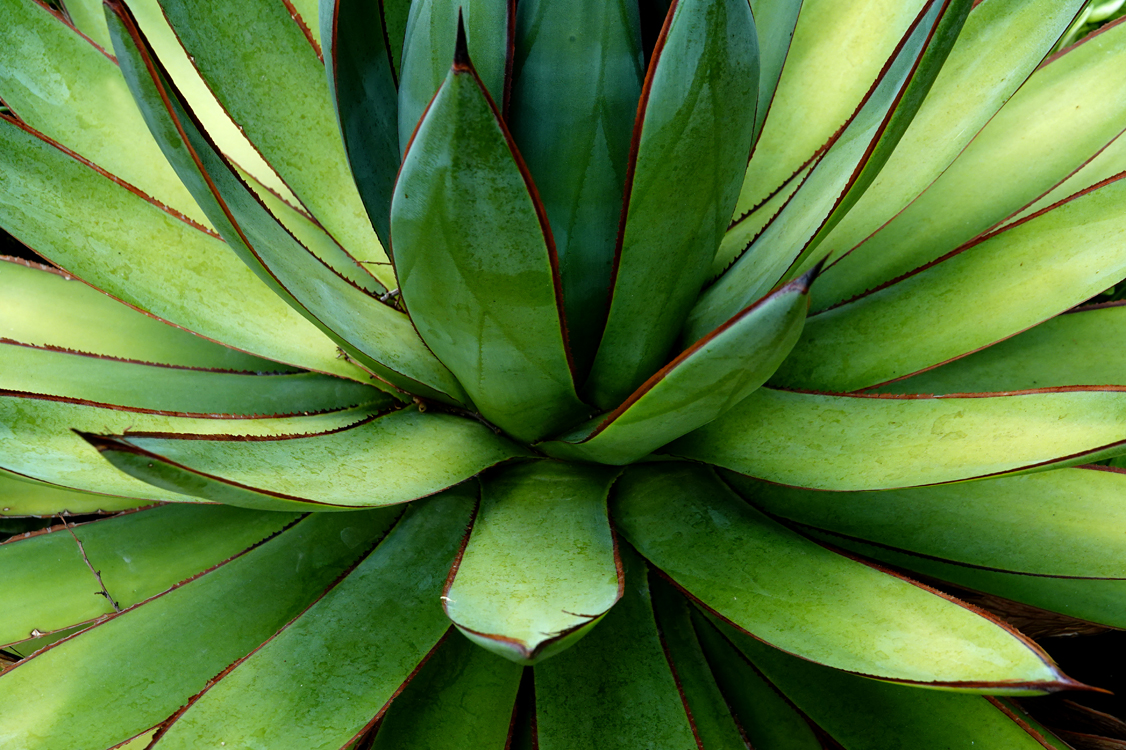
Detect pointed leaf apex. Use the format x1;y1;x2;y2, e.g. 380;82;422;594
796;256;829;292
453;9;471;71
72;430;119;453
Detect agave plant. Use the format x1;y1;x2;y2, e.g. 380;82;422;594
3;0;1126;746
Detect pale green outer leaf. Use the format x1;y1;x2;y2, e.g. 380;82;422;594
0;504;300;646
0;468;146;517
0;117;367;382
391;59;586;438
814;13;1126;310
747;0;803;146
444;462;621;664
812;0;1086;279
876;304;1126;394
0;342;382;416
649;577;747;749
539;273;810;464
1000;126;1126;229
369;632;523;750
0;509;399;750
772;172;1126;392
733;0;925;217
61;0;114;49
106;8;466;403
0;258;282;372
613;464;1063;690
687;0;952;341
668;388;1126;490
692;612;823;750
398;0;510;153
726;467;1126;578
289;0;322;46
0;396;382;501
156;0;395;288
712;618;1073;749
118;406;526;507
535;543;699;750
148;489;476;750
815;525;1126;630
0;0;208;225
583;0;759;408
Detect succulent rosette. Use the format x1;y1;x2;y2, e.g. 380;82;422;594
2;0;1126;747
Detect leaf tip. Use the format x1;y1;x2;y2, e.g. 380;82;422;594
453;9;472;71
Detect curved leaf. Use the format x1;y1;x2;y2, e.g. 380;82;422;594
583;0;759;408
90;406;525;510
391;32;588;440
534;543;700;750
106;3;469;404
0;509;400;750
668;387;1126;490
507;0;644;373
815;13;1126;310
0;117;364;382
444;461;621;664
747;0;804;147
773;172;1126;391
539;270;812;464
0;504;300;647
613;464;1070;691
0;468;146;517
147;489;475;750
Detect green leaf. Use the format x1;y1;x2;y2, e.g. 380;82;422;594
0;342;383;417
747;0;803;147
692;611;823;750
814;11;1126;311
876;302;1126;396
613;464;1070;691
668;387;1126;490
772;172;1126;392
0;504;300;647
539;271;812;465
0;0;208;225
444;461;621;664
0;394;381;501
507;0;644;373
583;0;759;409
811;0;1087;297
731;0;926;219
710;619;1076;749
0;468;147;517
369;633;523;750
146;489;475;750
649;576;747;750
88;406;525;510
322;0;401;248
726;466;1126;578
0;257;281;372
61;0;113;49
686;0;968;342
153;0;392;286
391;37;588;441
398;0;511;152
0;508;400;750
106;3;470;404
0;117;364;382
534;543;699;750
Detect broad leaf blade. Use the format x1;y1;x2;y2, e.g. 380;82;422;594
668;387;1126;490
91;407;525;510
106;3;470;404
583;0;759;408
613;464;1070;691
0;509;400;750
507;0;644;373
0;504;300;647
391;37;588;441
534;543;700;750
444;462;621;664
539;271;811;464
147;489;475;750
